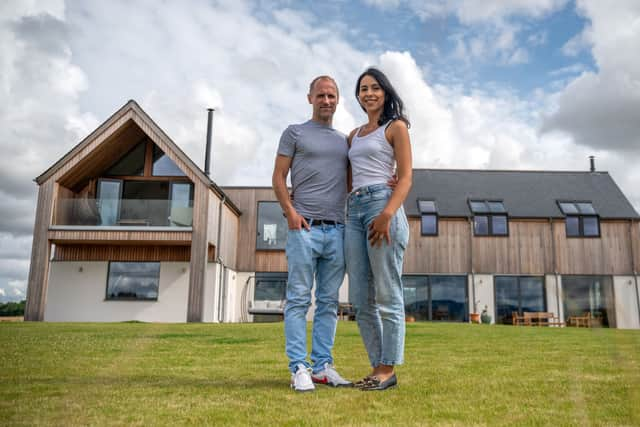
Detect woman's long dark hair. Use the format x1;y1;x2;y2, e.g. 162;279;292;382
355;67;410;127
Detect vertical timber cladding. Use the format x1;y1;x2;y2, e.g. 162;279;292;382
554;220;634;275
632;221;640;272
403;218;470;274
471;220;552;275
222;188;282;272
25;180;55;321
187;182;210;322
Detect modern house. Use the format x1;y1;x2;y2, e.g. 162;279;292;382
25;101;640;328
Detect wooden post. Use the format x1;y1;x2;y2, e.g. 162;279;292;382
187;182;209;322
24;181;55;321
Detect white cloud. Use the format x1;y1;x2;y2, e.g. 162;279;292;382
542;0;640;153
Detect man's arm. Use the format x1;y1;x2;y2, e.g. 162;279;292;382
272;154;309;230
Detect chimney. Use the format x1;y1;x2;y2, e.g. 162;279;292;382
204;108;214;177
589;155;595;172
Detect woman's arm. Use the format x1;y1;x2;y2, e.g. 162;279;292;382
368;120;412;246
346;129;357;193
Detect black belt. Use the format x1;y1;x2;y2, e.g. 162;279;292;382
304;217;342;226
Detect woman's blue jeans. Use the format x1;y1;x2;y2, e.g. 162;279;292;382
284;223;345;373
345;184;409;367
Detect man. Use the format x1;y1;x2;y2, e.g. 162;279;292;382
272;75;352;392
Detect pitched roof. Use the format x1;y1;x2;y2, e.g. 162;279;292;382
406;169;639;219
35;100;241;216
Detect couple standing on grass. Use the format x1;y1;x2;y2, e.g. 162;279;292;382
272;68;412;392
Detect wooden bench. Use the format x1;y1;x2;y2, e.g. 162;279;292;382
514;311;564;327
567;312;592;328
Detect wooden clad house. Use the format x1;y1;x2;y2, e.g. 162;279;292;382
222;169;640;329
25;100;240;323
26;101;640;328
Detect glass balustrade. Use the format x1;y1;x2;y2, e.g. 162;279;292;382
54;198;193;227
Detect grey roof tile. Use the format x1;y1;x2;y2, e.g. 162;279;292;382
405;169;639;219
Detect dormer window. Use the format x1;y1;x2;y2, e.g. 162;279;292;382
418;200;438;236
558;201;600;237
469;200;508;236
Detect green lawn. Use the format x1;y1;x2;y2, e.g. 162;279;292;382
1;321;639;426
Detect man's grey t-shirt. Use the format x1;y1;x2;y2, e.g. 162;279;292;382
278;120;348;223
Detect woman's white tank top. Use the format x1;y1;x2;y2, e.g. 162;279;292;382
349;122;395;190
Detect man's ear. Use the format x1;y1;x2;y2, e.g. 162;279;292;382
307;93;312;104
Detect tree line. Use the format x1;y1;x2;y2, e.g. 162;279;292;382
0;300;25;316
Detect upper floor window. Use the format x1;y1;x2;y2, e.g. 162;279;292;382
469;200;508;236
558;201;600;237
256;202;288;250
418;200;438;236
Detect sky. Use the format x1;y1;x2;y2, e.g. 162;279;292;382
1;0;639;302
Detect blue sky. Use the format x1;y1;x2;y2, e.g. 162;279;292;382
1;0;639;302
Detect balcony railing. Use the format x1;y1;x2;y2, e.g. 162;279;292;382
54;198;193;227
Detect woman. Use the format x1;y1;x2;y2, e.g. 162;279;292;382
345;68;412;391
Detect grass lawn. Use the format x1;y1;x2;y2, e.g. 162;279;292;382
1;321;639;426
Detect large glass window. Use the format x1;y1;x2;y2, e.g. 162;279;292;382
254;272;287;302
97;179;122;226
403;275;468;322
256;202;288;250
495;276;546;324
562;276;615;327
106;262;160;300
418;200;438;236
152;145;186;176
106;142;146;176
469;200;508;236
169;183;193;227
120;181;170;226
558;201;600;238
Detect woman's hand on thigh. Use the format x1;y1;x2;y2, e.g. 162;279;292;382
368;212;392;247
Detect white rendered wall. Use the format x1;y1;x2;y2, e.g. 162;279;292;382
202;263;221;323
471;274;494;323
221;268;238;323
45;261;190;322
613;276;640;329
545;275;563;321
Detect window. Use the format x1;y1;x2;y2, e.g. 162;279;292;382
558;201;600;237
418;200;438;236
562;276;615;328
106;142;146;176
256;202;288;250
152;145;186;176
494;276;546;325
469;200;508;236
106;262;160;300
402;275;468;322
254;272;287;302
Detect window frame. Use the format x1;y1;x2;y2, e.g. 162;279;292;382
493;275;547;325
255;201;288;251
105;261;160;301
417;200;438;236
469;200;509;237
557;201;600;238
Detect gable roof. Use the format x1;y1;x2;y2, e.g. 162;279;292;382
35;99;241;216
406;169;639;220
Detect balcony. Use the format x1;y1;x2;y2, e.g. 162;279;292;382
53;198;193;229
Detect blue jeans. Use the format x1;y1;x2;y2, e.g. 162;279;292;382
284;222;345;373
345;184;409;367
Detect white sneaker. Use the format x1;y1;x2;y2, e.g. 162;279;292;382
290;364;315;392
311;363;353;387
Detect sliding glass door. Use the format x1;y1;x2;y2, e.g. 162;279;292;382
403;275;468;322
97;179;122;226
495;276;546;324
562;276;615;328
